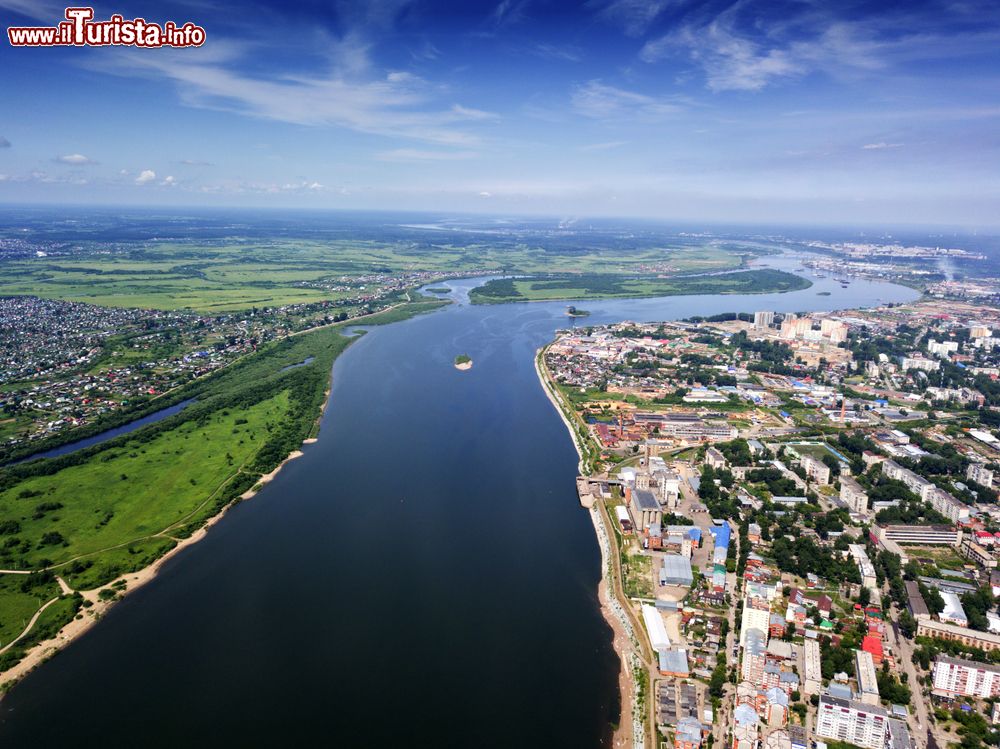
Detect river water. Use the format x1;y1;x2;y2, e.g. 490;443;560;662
0;256;918;747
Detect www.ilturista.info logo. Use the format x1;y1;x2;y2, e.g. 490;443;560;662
8;7;206;47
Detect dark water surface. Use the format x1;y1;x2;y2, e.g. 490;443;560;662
0;263;917;747
12;398;197;466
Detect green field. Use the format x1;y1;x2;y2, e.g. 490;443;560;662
469;268;811;303
0;239;763;312
0;300;447;670
0;392;289;572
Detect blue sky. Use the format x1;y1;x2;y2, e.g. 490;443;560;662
1;0;999;226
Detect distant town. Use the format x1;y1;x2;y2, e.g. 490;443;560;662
0;268;468;456
541;298;1000;749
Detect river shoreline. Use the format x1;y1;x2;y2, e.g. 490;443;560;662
534;348;642;749
0;300;456;694
0;444;312;693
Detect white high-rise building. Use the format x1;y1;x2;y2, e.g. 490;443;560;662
740;599;772;646
816;696;889;749
840;476;869;515
754;310;775;329
932;655;1000;698
968;463;994;489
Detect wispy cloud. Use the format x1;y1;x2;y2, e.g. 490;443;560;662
580;140;628;151
639;4;1000;93
490;0;530;27
376;149;478;162
0;136;10;148
641;21;802;92
572;81;684;120
862;141;903;150
0;0;62;22
94;42;495;146
178;159;213;166
531;43;582;62
55;153;97;165
594;0;674;37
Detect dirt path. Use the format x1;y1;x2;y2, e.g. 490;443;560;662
0;597;59;655
0;447;310;692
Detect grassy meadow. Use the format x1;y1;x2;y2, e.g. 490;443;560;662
469;268;811;304
0;238;762;311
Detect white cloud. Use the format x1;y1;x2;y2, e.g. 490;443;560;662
572;81;684;120
478;191;492;197
376;148;478;162
94;39;495;146
639;6;1000;94
531;43;582;63
161;175;176;185
595;0;674;36
0;0;62;22
135;169;156;184
862;142;903;150
56;153;96;165
490;0;529;27
580;140;628;152
642;22;802;92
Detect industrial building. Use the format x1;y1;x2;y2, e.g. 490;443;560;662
642;604;671;652
904;581;930;621
877;524;961;546
658;648;690;678
939;591;969;626
629;488;662;531
661;555;694;587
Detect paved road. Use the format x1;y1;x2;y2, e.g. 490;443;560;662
889;620;935;749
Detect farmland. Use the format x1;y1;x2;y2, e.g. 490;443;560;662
0;232;768;312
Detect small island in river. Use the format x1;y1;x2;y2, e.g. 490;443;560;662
454;354;473;370
566;305;590;317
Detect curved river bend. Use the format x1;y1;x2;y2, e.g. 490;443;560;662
0;258;918;747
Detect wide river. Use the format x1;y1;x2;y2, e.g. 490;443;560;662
0;254;918;747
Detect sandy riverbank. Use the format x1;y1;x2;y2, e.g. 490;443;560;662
0;300;450;693
0;444;312;693
534;348;643;749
